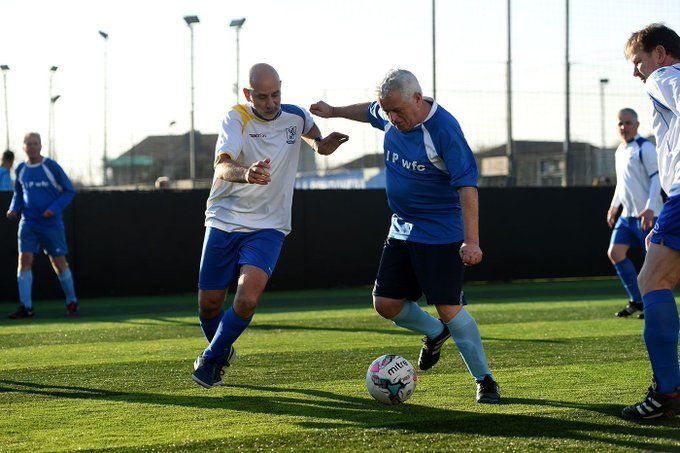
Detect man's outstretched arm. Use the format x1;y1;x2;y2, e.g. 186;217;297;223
302;124;349;156
310;101;371;122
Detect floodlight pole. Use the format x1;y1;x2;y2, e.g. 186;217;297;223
599;78;609;149
1;65;10;152
184;16;200;183
431;0;436;100
49;95;61;160
562;0;571;187
506;0;514;186
230;18;246;104
99;31;109;185
48;66;58;159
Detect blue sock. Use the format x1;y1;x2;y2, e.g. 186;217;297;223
613;258;642;302
446;309;492;381
643;290;680;393
17;270;33;309
200;309;224;342
392;301;445;339
203;306;251;361
58;268;77;304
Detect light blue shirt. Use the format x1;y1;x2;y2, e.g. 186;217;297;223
367;99;478;244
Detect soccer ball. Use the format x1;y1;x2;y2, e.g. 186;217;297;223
365;354;417;404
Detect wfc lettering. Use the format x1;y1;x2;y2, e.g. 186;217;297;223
385;149;426;172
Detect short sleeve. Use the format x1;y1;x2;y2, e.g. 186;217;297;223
646;66;680;115
302;107;314;135
434;118;478;188
215;109;244;164
640;141;660;178
367;102;389;131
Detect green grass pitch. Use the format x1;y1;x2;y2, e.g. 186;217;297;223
1;279;679;451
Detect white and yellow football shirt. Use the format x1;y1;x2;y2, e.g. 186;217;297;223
205;104;314;235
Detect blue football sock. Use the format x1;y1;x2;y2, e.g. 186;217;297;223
58;268;77;304
642;290;680;393
17;270;33;309
203;306;251;361
392;301;445;339
446;309;492;381
613;258;642;302
200;309;224;343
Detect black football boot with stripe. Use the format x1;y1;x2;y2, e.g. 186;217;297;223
418;320;451;371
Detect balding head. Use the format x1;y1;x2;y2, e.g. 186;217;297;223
244;63;282;120
248;63;280;90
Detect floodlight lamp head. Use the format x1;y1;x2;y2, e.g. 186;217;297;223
98;30;109;39
230;18;246;28
184;16;200;25
50;66;59;72
51;95;61;103
0;65;9;71
599;78;609;84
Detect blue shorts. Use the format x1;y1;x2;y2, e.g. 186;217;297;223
18;220;69;256
651;195;680;251
611;216;654;249
198;227;285;290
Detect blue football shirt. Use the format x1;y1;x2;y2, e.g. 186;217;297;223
0;167;11;191
9;157;75;227
367;99;478;244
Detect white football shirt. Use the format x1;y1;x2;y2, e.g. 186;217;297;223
611;135;663;216
205;104;314;235
645;64;680;197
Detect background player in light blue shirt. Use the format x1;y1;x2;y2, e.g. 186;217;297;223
0;150;14;191
311;69;499;404
6;132;78;319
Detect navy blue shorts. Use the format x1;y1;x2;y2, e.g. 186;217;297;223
372;237;465;305
198;227;285;291
611;216;654;249
18;220;69;256
651;195;680;251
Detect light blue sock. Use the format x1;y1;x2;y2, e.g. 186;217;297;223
200;309;224;342
392;301;444;339
446;309;492;381
17;270;33;309
203;305;251;361
643;290;680;393
613;258;642;302
58;268;77;304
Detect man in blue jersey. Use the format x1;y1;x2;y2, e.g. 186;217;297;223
191;63;349;388
0;150;14;191
311;69;500;404
607;108;662;319
622;23;680;421
6;132;78;319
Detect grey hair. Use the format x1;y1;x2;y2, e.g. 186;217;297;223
618;108;638;121
376;69;422;100
23;132;42;144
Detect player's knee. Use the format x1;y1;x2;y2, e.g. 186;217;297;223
198;293;224;318
233;295;260;316
373;297;400;320
607;246;623;264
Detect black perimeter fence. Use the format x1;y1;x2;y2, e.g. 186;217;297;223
0;187;633;301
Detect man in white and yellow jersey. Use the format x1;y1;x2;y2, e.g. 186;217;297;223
192;63;349;388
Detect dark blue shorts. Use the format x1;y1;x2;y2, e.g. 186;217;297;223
651;195;680;251
611;216;654;249
372;237;465;305
18;220;69;256
198;227;285;291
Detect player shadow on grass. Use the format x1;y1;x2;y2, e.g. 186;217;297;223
248;323;414;336
1;379;678;450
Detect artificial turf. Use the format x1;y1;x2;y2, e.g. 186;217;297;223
1;279;679;451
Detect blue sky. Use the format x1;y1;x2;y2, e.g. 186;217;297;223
1;0;678;183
